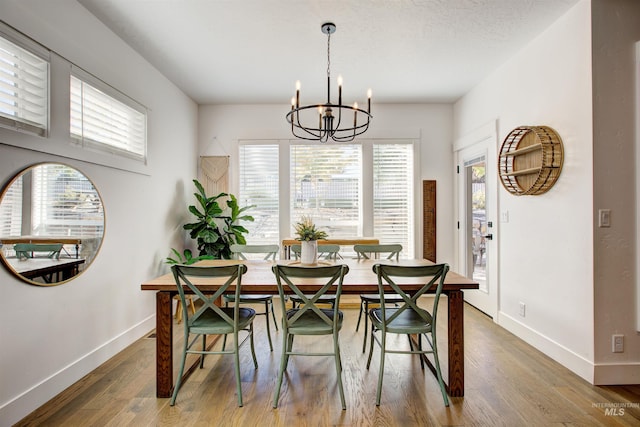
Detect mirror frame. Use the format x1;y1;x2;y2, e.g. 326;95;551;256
0;162;105;286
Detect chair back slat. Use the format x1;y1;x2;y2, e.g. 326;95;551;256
272;264;348;327
373;263;449;326
172;264;248;327
354;244;402;260
230;244;279;260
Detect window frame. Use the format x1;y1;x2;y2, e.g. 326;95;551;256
70;67;147;163
0;21;50;137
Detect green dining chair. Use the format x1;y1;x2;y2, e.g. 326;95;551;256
271;263;349;409
366;262;450;407
14;243;63;260
223;243;280;351
170;263;258;407
353;244;404;352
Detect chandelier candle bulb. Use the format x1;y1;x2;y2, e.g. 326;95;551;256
353;102;358;126
338;75;343;104
295;80;300;108
367;89;372;113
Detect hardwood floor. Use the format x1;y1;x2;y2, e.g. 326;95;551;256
16;299;640;426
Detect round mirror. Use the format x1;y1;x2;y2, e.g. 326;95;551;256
0;163;105;286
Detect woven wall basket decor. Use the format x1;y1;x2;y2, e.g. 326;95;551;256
498;125;564;196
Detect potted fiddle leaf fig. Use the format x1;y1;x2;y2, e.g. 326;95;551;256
180;179;255;260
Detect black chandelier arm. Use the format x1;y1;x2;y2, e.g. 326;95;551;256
286;104;372;143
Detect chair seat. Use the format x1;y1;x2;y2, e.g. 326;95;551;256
360;294;404;303
285;308;343;335
190;307;256;335
370;308;433;335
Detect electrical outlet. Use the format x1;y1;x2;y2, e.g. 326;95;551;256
519;302;526;317
612;334;624;353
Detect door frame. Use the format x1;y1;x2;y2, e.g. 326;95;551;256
453;120;499;320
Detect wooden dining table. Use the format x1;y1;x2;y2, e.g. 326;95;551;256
140;258;478;399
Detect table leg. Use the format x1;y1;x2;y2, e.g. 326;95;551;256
446;290;465;397
156;291;174;398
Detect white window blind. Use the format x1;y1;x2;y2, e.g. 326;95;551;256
70;74;146;162
373;143;414;257
31;164;104;238
238;140;415;257
0;174;23;237
0;30;49;136
290;144;362;237
238;144;280;245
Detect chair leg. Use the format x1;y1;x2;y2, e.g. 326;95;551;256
375;333;386;406
361;301;369;353
264;301;274;351
233;331;243;407
356;299;364;331
222;301;229;351
429;332;450;407
174;299;183;323
273;331;289;408
200;335;206;368
270;299;279;331
170;333;190;406
333;333;346;410
366;325;376;369
249;323;258;368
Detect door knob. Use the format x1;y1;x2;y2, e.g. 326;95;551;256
484;234;493;240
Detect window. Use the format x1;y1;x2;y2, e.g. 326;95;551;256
239;144;280;244
291;144;362;237
373;143;414;257
70;73;147;162
239;140;415;257
0;25;49;136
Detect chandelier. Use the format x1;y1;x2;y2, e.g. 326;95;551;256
287;22;372;143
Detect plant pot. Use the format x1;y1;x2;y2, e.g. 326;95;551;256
300;240;318;265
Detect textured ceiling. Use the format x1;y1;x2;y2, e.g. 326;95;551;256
78;0;581;105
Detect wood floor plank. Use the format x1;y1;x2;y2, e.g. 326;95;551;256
15;300;640;427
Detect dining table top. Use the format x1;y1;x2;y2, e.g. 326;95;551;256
140;258;478;294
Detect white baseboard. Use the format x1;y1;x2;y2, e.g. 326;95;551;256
594;362;640;385
497;311;594;383
0;316;155;427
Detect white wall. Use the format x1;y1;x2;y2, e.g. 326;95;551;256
198;103;456;263
591;0;640;383
0;1;198;425
454;0;597;381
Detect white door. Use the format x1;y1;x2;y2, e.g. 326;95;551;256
456;131;498;319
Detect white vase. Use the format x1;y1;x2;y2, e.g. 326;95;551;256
300;240;318;265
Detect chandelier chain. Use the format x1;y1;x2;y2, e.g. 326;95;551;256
326;31;331;80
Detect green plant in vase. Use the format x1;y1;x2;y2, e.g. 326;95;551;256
294;215;328;241
294;216;328;265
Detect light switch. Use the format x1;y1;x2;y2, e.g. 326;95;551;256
599;209;611;228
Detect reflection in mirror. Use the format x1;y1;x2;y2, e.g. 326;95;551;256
0;163;104;286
